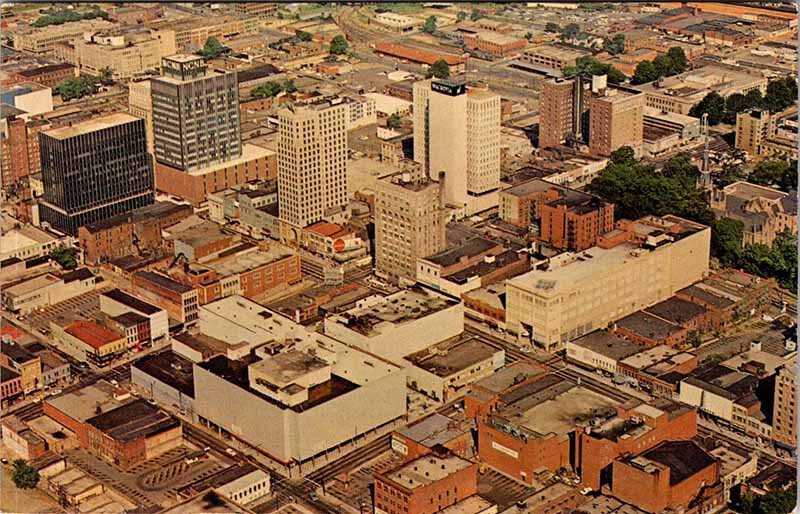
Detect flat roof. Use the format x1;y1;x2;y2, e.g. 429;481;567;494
86;399;179;442
43;113;140;140
633;440;716;485
384;454;473;490
206;245;295;277
525;44;589;60
471;361;545;394
65;320;123;350
405;337;499;377
423;237;498;267
570;331;644;361
45;380;127;422
162;490;253;514
101;288;162;316
3;273;60;298
248;349;330;389
133;350;195;398
134;270;193;294
616;311;683;341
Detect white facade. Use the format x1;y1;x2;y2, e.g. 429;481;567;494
99;292;169;341
215;469;271;506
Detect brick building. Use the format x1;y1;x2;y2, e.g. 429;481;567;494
374;450;478;514
610;440;720;514
675;269;772;329
463;32;527;57
78;201;193;264
132;271;199;325
1;365;23;408
13;63;77;88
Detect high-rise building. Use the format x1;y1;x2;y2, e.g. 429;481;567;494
735;109;776;156
151;54;241;172
539;77;579;149
39;113;154;236
0;110;29;187
413;79;500;214
277;101;348;228
129;79;154;154
375;171;446;283
588;87;645;157
772;356;797;450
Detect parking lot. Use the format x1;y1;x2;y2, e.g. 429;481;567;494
24;286;113;332
66;444;228;509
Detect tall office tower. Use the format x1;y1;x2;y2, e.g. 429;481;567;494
412;79;500;213
151;54;241;171
39;113;154;235
129;78;154;154
539;78;578;149
0;111;29;187
375;171;446;283
588;87;645;157
772;356;797;450
277;101;348;228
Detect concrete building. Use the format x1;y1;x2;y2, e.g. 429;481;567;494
152;54;241;172
566;330;643;374
147;15;261;51
11;19;116;54
710;181;797;247
589;87;645;157
506;215;710;352
72;28;176;80
771;356;796;450
711;445;758;502
736;108;799;159
132;350;195;418
463;32;527;57
50;321;126;367
374;12;418;33
38;113;154;236
0;224;67;262
277;100;348;228
375;172;446;283
179;464;270;506
193;326;406;464
324;286;463;364
0;82;53;118
2;268;95;314
374;451;478;514
413;79;501;216
636;65;767;115
520;45;590;72
128;79;154;153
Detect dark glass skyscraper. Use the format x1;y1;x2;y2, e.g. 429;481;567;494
39;113;154;236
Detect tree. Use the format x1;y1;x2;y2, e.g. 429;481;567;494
748;159;796;192
329;35;349;55
687;331;702;348
560;23;580;40
428;59;450;79
298;31;313;42
603;34;625;55
689;92;726;125
524;32;533;42
610;146;635;165
50;246;78;270
57;77;97;101
387;112;402;129
666;46;688;73
739;233;797;291
457;10;467;22
252;80;297;98
11;460;39;489
470;8;482;21
652;54;676;77
763;76;797;113
631;60;659;85
98;66;113;86
711;218;744;267
422;15;437;34
198;37;226;59
753;484;797;514
545;22;560;33
564;56;624;84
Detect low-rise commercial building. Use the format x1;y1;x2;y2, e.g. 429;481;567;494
506;215;710;352
520;45;590;72
43;380;130;447
100;289;169;342
178;464;270;506
463;32;527;57
2;268;96;314
675;269;772;328
0;365;23;408
51;320;127;367
0;341;42;394
132;271;199;325
0;224;67;263
72;27;176;80
132;350;195;419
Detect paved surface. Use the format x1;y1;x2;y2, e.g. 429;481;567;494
0;449;63;514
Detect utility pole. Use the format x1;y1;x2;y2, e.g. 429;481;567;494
699;112;711;190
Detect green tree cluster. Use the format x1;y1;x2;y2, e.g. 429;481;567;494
560;23;581;41
564;56;625;84
50;246;78;270
198;37;227;60
329;35;349;55
386;113;402;129
427;59;450;79
252;80;297;99
603;34;625;55
456;11;468;22
297;31;313;42
31;6;108;27
545;22;560;33
57;76;97;101
748;159;797;192
631;47;688;85
11;460;40;489
422;15;437;34
690;76;798;125
737;484;797;514
587;150;714;225
470;8;482;21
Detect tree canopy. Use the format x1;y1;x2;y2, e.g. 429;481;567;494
560;23;581;40
691;77;798;125
689;91;726;126
631;47;688;85
252;80;297;99
428;59;450;79
11;460;39;489
387;113;402;129
297;31;313;42
545;22;560;33
31;6;108;27
57;76;97;101
603;34;625;55
470;8;482;21
748;159;797;192
329;35;349;55
50;246;78;270
422;15;437;34
564;56;625;84
198;37;226;60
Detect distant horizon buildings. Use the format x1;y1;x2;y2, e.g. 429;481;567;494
413;79;501;216
277;100;348;229
38;113;154;236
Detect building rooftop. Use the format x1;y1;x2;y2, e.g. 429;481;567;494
1;224;59;251
423;237;498;268
384;454;473;490
405;337;500;377
64;320;123;350
571;331;644;361
101;288;162;316
248;349;330;390
170;220;232;249
81;201;191;233
397;412;472;448
525;44;590;60
470;361;545;395
162;490;254;514
173;332;231;360
1;365;20;382
184;144;274;177
616;311;684;342
85;398;179;443
133;350;195;398
630;440;716;485
205;244;295;277
644;297;707;326
43;112;140;140
134;270;194;294
3;273;60;298
45;380;128;422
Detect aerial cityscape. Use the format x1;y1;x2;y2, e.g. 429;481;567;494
0;2;797;514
